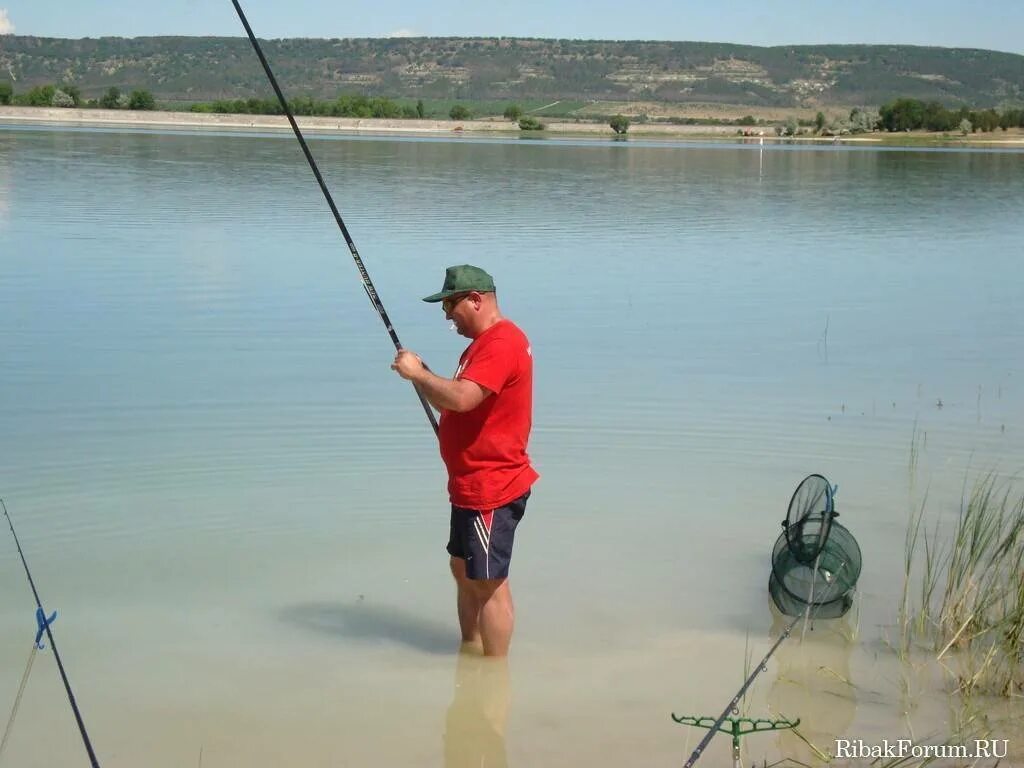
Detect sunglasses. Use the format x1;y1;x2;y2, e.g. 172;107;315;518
442;293;473;313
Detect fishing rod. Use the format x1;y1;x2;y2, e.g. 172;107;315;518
229;0;439;435
680;612;802;768
681;565;855;767
2;499;101;768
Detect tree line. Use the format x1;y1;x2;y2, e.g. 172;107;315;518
0;82;156;110
878;98;1024;133
190;94;422;119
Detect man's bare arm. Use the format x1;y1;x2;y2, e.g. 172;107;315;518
392;350;491;412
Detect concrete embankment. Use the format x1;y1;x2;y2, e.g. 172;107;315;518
0;106;744;138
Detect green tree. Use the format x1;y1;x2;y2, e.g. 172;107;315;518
879;98;925;132
416;99;425;118
289;94;316;115
59;83;82;106
921;101;955;132
51;88;75;107
0;82;12;105
609;114;630;134
959;118;972;136
518;116;544;131
369;97;403;118
848;108;878;133
25;85;56;107
99;87;121;109
503;104;522;121
128;90;156;110
970;108;1000;132
814;111;826;133
999;109;1023;130
449;104;471;120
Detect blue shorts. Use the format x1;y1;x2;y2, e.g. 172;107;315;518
446;491;530;580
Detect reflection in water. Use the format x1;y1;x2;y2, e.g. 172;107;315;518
444;650;510;768
0;140;10;231
767;603;858;764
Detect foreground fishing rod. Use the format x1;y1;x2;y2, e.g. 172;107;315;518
2;499;100;768
230;0;438;435
679;612;802;768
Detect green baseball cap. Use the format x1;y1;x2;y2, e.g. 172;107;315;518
422;264;496;302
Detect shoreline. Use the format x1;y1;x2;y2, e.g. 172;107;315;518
2;106;1023;146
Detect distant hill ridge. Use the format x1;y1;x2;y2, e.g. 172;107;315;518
2;35;1023;108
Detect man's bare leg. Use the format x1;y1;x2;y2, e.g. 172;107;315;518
474;578;514;657
451;558;515;656
450;557;481;647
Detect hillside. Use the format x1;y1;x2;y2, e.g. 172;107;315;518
2;35;1023;110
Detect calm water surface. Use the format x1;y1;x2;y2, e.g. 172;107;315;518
1;126;1023;766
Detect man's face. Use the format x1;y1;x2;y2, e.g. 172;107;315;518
442;292;476;337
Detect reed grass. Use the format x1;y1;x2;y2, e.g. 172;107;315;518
742;631;754;717
902;472;1024;697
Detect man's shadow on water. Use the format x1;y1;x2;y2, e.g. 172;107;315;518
279;600;455;655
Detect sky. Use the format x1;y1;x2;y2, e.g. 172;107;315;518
0;0;1023;56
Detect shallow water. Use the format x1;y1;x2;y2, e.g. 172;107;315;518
1;126;1023;766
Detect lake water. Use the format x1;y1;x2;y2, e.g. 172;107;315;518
1;126;1023;766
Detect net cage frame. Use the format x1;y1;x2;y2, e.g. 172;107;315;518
770;474;862;618
783;473;835;564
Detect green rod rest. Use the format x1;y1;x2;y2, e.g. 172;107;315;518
672;714;800;767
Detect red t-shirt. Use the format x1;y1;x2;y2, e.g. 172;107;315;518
439;319;539;509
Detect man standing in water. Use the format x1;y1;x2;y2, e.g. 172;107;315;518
391;265;538;657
